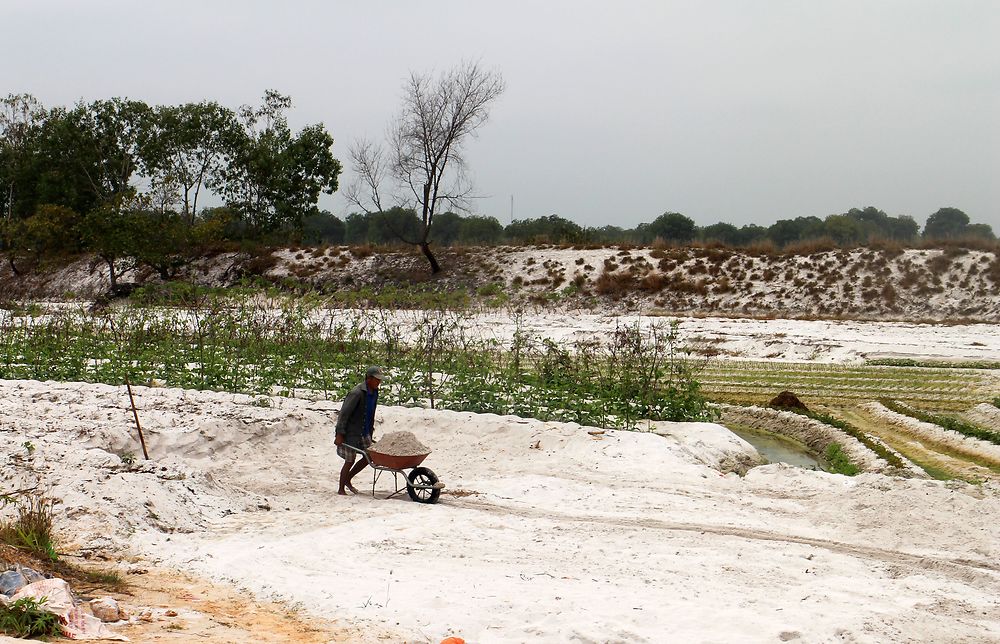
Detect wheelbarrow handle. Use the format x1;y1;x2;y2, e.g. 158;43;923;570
341;443;373;465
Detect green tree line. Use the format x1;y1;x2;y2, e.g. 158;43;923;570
328;206;994;248
0;91;341;285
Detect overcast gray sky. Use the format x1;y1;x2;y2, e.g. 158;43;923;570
4;0;998;230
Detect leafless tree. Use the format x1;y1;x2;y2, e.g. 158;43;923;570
346;61;505;273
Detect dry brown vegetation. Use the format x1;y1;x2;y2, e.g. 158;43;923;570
1;242;997;321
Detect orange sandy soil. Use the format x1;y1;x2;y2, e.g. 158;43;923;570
106;566;401;643
1;547;404;643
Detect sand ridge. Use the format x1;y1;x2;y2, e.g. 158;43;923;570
3;379;1000;641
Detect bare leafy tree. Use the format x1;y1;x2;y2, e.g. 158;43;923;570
346;61;505;273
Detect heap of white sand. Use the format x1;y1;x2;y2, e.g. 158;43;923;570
369;431;430;456
2;379;1000;642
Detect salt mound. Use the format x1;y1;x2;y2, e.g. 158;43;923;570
370;431;430;456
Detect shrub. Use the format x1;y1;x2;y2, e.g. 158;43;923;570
476;283;504;297
639;272;668;293
881;283;897;307
238;251;279;277
0;597;61;639
594;270;632;298
349;244;374;259
926;253;952;274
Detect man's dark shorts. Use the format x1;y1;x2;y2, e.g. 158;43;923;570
337;434;373;460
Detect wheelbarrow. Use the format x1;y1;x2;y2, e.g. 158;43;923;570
343;444;444;503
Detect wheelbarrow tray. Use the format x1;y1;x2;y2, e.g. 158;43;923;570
367;450;430;470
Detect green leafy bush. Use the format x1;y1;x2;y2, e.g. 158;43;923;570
0;597;61;638
824;443;859;476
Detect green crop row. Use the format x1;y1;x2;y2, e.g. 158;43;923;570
867;358;1000;370
0;300;716;430
797;409;906;468
880;400;1000;446
698;359;989;408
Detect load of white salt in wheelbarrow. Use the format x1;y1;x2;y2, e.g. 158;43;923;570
370;431;430;456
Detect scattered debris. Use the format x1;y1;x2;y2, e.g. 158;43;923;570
11;577;127;640
90;596;128;622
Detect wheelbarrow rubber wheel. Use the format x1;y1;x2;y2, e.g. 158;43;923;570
407;467;441;504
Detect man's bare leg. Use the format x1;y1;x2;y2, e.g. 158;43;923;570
345;459;368;494
338;454;356;495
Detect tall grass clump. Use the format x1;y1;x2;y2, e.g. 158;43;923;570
881;400;1000;446
0;493;57;562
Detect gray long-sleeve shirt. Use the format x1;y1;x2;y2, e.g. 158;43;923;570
334;381;377;446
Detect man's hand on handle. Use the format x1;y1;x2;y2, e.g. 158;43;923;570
334;433;343;446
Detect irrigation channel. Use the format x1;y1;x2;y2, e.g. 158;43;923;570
727;426;825;470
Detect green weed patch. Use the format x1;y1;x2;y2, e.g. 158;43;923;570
823;443;859;476
0;597;61;639
0;495;57;562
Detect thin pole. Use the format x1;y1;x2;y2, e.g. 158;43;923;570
106;315;150;460
124;375;150;460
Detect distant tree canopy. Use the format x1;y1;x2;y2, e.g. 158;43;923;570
0;91;340;249
922;207;993;240
342;202;992;250
504;215;584;244
637;212;697;244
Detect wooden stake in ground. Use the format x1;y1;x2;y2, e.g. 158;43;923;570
105;314;150;460
124;375;149;460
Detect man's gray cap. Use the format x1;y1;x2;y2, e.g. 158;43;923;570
366;366;385;380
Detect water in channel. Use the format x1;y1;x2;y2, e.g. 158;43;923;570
728;426;825;471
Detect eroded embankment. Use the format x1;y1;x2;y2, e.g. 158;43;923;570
2;246;999;321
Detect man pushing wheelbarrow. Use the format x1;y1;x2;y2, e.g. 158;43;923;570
334;365;383;495
334;365;444;503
